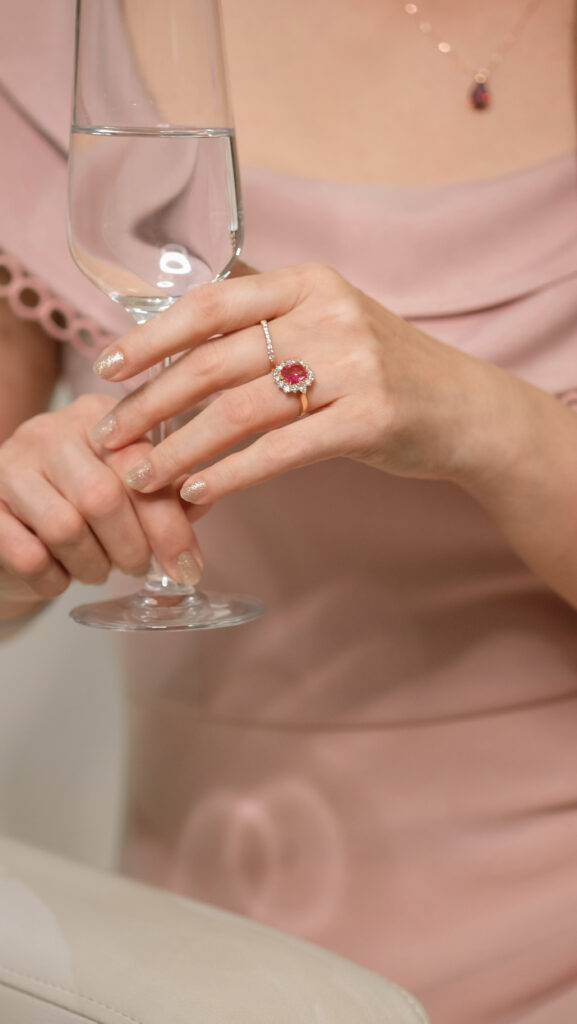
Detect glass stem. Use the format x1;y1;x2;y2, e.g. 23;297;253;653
131;307;192;595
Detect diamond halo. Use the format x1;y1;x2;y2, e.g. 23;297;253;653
272;359;315;396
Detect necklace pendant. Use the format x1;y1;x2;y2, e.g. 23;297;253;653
470;75;490;111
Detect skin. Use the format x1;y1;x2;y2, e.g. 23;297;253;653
1;0;575;624
86;0;577;610
0;299;202;631
222;0;575;184
90;264;577;612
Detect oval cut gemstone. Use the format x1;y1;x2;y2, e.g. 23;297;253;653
470;81;490;110
280;361;307;385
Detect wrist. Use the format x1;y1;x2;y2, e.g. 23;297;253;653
452;370;577;521
445;361;541;499
392;323;532;491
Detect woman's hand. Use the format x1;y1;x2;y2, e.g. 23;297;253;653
87;264;523;504
85;263;577;615
0;393;203;613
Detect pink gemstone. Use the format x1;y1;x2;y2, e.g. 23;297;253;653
280;361;307;385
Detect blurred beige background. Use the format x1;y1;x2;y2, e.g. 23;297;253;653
0;380;128;870
0;572;125;870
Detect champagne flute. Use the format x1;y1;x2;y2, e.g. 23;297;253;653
67;0;264;630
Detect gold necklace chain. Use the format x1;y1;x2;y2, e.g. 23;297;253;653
402;0;546;109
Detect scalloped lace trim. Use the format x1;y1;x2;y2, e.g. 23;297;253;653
0;249;111;357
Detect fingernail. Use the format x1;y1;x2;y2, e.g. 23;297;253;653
90;412;117;446
125;459;153;490
93;347;125;379
176;551;203;586
180;479;208;503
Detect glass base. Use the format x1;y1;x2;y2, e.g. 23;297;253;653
70;585;265;631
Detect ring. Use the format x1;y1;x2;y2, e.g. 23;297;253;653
260;319;315;417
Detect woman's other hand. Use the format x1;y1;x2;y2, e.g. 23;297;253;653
0;393;203;607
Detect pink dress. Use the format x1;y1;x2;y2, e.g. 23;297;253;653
2;5;577;1021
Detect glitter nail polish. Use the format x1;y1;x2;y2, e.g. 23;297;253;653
93;348;125;379
90;412;117;446
125;459;153;490
176;551;203;586
180;479;208;503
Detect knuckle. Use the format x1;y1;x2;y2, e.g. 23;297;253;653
342;340;384;380
79;559;111;585
315;265;352;302
193;338;226;380
71;393;114;419
10;545;52;581
302;280;366;337
192;282;222;328
43;578;71;598
42;507;86;548
78;477;125;520
116;545;150;575
220;388;257;431
126;556;151;577
287;262;344;304
154;437;185;479
260;428;309;471
13;412;51;443
331;290;365;329
118;384;150;427
26;574;69;599
142;507;189;554
300;262;342;287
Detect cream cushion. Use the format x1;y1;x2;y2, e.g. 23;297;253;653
0;836;428;1023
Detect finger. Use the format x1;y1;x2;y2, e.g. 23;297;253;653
178;408;345;505
122;366;334;493
0;504;70;599
128;489;204;586
90;325;269;450
44;441;152;577
92;265;309;381
184;501;214;525
104;447;204;585
3;475;111;585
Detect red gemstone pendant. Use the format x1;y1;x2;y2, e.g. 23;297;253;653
470;79;490;110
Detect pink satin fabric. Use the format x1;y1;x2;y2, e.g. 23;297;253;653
118;155;577;1024
2;5;577;1021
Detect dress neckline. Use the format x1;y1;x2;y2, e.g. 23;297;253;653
240;146;577;319
241;147;577;197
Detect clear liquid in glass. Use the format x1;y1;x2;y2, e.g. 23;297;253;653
68;127;243;314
